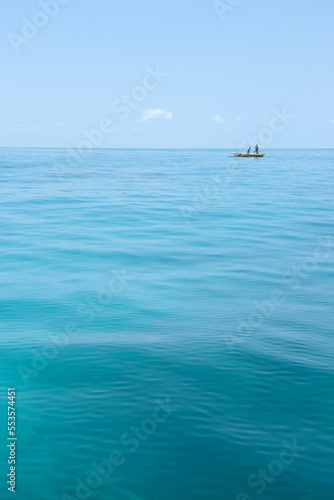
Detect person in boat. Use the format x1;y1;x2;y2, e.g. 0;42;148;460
247;147;251;154
254;144;259;154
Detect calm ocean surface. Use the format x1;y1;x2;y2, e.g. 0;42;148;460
1;148;334;500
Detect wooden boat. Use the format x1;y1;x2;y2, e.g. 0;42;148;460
233;152;265;157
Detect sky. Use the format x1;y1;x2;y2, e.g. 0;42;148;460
0;0;333;148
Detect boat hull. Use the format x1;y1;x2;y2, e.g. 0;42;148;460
233;153;265;157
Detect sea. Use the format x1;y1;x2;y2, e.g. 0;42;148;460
0;148;333;500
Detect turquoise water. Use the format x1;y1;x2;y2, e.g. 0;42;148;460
1;148;334;500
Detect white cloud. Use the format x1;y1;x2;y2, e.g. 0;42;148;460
234;117;241;121
26;125;44;132
211;115;224;124
11;124;46;132
141;108;173;122
330;119;334;124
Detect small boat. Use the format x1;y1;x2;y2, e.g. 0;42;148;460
233;152;265;157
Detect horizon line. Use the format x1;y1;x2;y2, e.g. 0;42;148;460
0;147;333;150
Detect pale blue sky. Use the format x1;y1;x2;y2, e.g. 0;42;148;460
1;0;333;148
